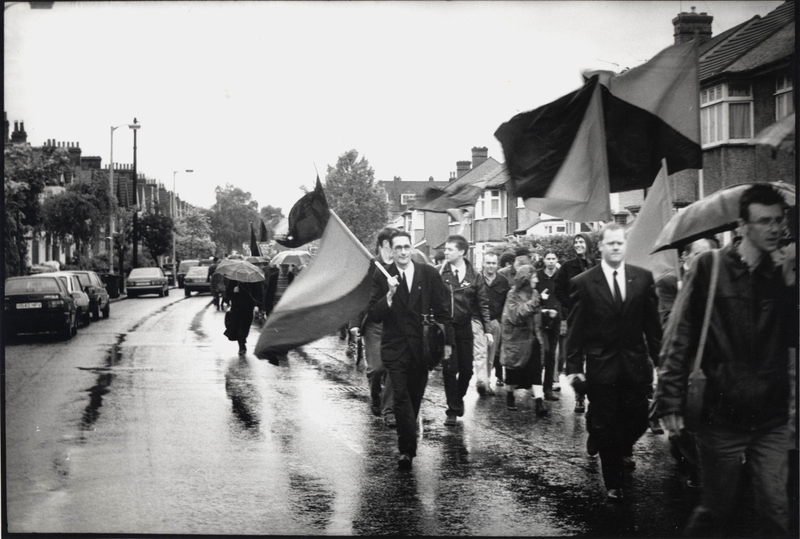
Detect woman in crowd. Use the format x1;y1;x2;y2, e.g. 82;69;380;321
224;279;260;355
500;264;548;416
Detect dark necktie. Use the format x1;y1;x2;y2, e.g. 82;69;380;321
453;268;459;284
613;270;623;310
398;271;409;302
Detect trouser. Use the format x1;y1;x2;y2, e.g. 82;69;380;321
363;321;393;417
443;322;474;417
471;318;494;388
384;353;428;457
586;381;650;490
486;319;501;383
540;326;558;391
685;422;790;536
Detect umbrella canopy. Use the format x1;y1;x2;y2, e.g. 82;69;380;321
214;258;266;282
245;256;270;265
753;113;795;154
652;182;795;253
270;250;311;267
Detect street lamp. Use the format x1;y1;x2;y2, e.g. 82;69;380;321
129;118;141;268
108;123;127;274
172;169;193;284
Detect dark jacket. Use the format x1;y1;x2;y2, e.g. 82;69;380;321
566;263;662;386
554;255;596;316
483;271;511;321
500;286;544;369
655;245;792;429
536;268;562;330
367;261;454;365
263;268;294;316
440;260;492;331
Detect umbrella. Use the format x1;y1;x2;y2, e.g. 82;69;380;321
753;112;795;155
245;256;270;265
214;258;266;282
651;182;795;253
270;250;311;267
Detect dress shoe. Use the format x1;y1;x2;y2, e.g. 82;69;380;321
444;415;458;427
586;434;599;457
535;398;548;417
398;453;413;470
384;414;397;429
495;380;505;387
622;456;636;469
552;383;562;392
476;382;487;397
506;392;518;411
370;398;382;417
574;395;586;414
238;346;246;355
544;389;560;401
649;420;664;434
607;488;624;502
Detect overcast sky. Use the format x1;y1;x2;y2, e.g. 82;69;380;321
4;1;783;213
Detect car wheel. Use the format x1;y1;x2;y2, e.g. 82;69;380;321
159;287;165;298
81;308;91;327
165;288;170;297
71;314;78;337
102;302;110;318
128;291;137;299
61;315;73;340
185;288;191;297
91;303;100;320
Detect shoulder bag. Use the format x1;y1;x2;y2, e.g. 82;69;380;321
684;249;720;433
421;273;448;371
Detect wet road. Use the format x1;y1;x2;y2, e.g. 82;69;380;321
6;292;704;535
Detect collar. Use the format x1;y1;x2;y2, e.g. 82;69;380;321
600;259;625;277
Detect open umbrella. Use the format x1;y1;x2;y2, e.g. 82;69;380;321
245;256;270;265
652;182;795;253
214;258;266;282
270;250;311;267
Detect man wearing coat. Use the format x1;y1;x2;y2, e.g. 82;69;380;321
566;222;662;501
368;231;454;470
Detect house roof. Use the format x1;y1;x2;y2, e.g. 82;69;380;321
445;156;503;191
724;21;795;74
699;0;794;81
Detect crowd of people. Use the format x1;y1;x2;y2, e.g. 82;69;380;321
344;184;795;536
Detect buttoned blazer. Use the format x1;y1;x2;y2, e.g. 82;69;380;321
565;264;662;386
368;261;453;365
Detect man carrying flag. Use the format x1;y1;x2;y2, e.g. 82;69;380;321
368;231;454;470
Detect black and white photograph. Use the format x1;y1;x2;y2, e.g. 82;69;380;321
3;1;796;536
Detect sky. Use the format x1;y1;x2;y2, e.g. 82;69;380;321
5;1;784;213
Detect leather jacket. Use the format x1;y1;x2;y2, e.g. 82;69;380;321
440;260;492;331
656;245;793;429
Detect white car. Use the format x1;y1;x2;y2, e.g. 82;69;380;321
126;267;170;298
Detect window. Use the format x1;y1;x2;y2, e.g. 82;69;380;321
700;82;753;146
775;73;794;120
400;193;415;206
517;197;525;209
475;195;485;219
488;190;501;217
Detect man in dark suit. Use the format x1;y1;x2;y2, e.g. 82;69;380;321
566;222;662;501
368;231;454;470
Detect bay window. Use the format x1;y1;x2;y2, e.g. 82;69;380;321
700;82;753;146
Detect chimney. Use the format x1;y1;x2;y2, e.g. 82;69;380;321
471;146;488;169
456;160;471;179
672;7;713;45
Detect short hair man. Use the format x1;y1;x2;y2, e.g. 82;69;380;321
566;222;662;501
480;252;510;393
440;234;492;425
656;184;793;535
536;251;562;400
368;231;454;469
351;227;398;427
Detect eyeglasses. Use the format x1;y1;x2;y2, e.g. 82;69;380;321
393;245;412;251
749;216;785;229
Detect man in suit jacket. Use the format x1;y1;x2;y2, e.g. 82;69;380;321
566;222;662;501
368;231;454;470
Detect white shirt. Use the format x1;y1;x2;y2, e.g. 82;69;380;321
397;262;414;293
450;260;467;284
600;259;626;302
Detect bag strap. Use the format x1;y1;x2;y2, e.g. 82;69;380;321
692;249;720;375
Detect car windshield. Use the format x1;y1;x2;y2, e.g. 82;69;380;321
129;268;162;278
186;267;209;277
6;278;62;294
73;272;92;287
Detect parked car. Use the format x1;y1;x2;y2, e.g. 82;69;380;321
31;272;92;327
177;260;200;288
126;267;169;298
184;266;211;296
4;275;77;340
69;270;111;320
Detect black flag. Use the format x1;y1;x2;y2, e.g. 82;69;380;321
275;176;330;248
260;220;270;242
250;222;260;256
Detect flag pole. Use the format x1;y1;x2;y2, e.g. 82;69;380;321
328;209;393;281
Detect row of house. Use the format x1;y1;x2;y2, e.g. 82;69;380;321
379;1;795;268
4;115;192;269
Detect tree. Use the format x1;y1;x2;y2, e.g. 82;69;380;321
209;184;260;255
140;212;174;261
176;206;215;259
325;149;389;248
259;204;284;228
4;144;72;277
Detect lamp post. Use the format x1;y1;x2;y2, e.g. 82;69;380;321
129;118;141;268
108;124;127;274
172;169;193;284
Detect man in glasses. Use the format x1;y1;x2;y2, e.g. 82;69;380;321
656;184;794;536
368;231;453;470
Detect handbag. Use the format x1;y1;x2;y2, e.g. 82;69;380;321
684;249;720;433
421;278;447;371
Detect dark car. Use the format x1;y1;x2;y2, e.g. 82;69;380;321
126;267;169;298
184;266;211;296
4;275;78;340
69;270;111;320
177;260;200;288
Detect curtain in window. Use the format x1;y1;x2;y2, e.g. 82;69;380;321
729;103;751;139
